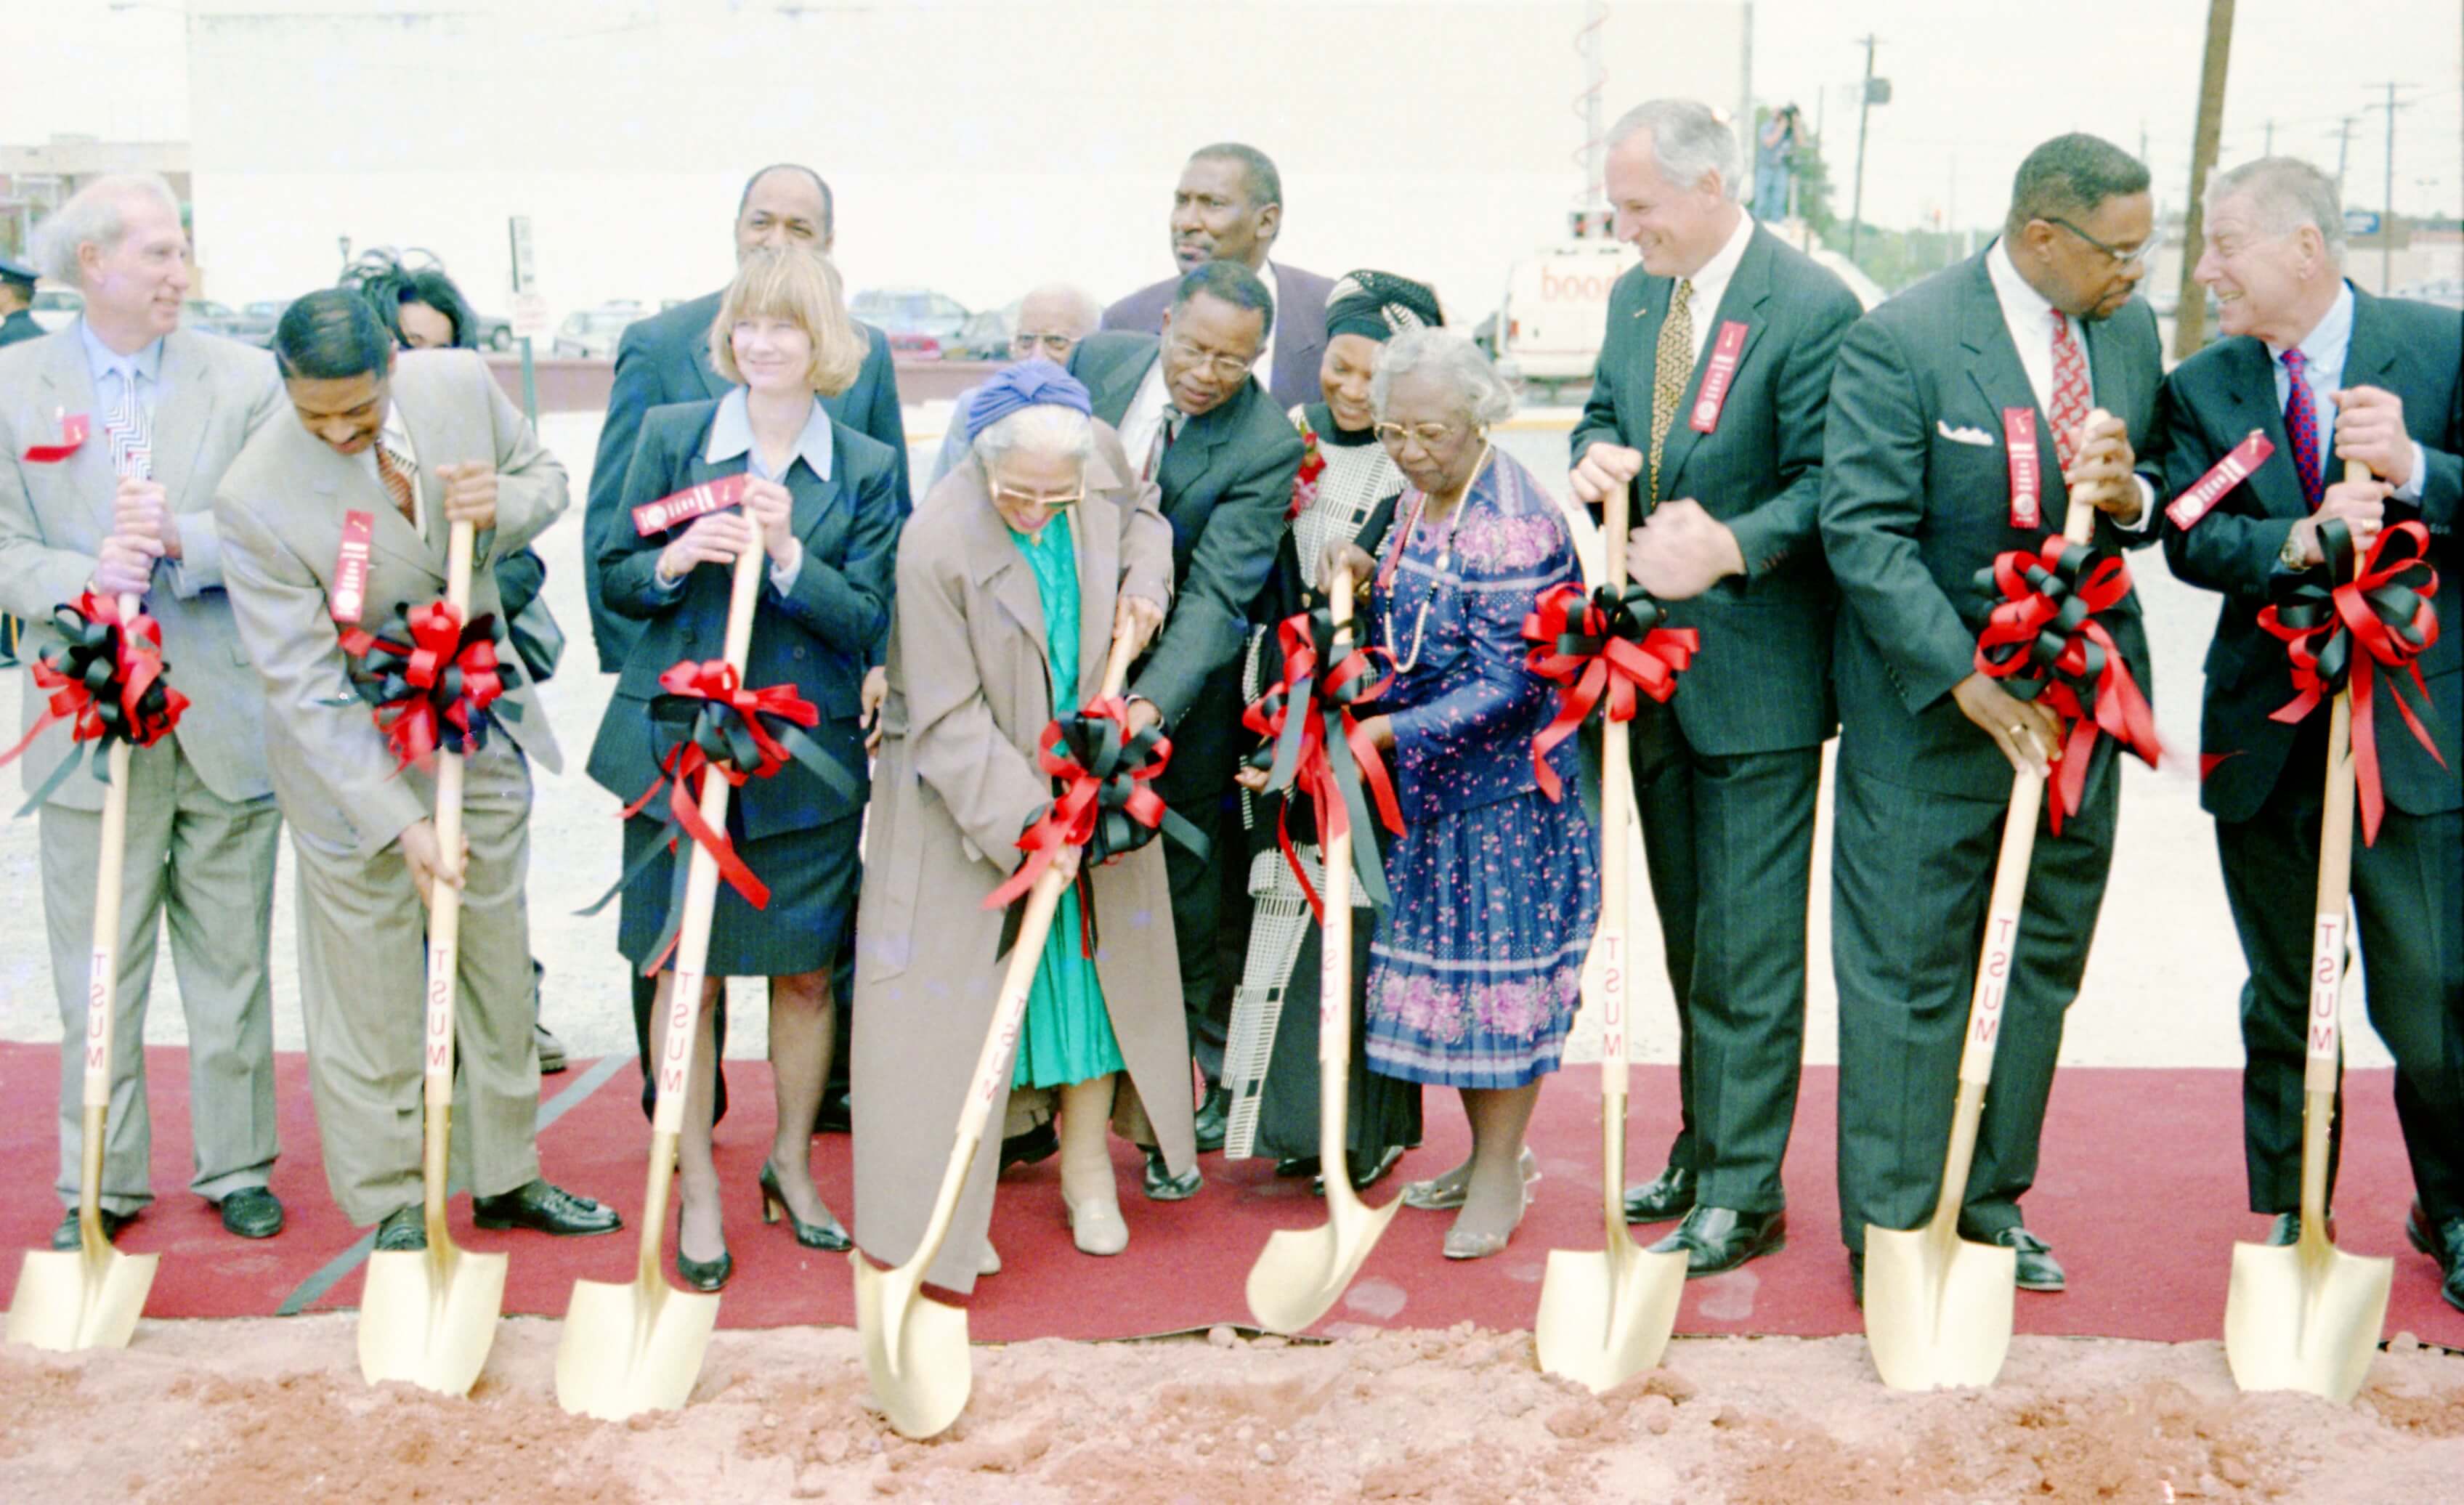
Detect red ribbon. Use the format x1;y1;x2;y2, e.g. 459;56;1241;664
1521;580;1700;802
1973;536;2162;832
339;601;512;773
2258;520;2444;845
1239;609;1405;922
1;593;189;808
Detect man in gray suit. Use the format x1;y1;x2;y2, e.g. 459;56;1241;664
1820;134;2166;1300
0;175;287;1246
214;291;618;1245
1568;100;1863;1276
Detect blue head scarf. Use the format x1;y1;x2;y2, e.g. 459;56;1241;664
962;358;1093;443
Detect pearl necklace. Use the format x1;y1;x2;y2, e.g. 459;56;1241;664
1380;443;1492;674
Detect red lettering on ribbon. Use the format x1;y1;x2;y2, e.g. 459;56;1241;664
2004;408;2041;530
2165;431;2274;531
1689;321;1749;434
633;474;748;538
331;510;376;625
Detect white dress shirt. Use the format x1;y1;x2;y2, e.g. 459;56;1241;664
1985;238;2152;528
1118;355;1173;479
1253;259;1281;386
1679;208;1757;365
2266;280;2428;502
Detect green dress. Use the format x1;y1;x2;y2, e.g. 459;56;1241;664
1008;513;1128;1089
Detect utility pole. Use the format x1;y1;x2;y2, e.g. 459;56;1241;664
2263;118;2274;155
2368;83;2411;293
2173;0;2235;360
1849;34;1878;263
2332;115;2357;193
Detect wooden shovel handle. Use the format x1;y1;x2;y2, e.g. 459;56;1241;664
1595;484;1633;1100
2302;458;2373;1098
73;594;144;1247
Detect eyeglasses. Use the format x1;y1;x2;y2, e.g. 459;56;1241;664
1374;421;1463;450
1010;331;1077;357
2043;216;2156;267
989;481;1083;510
1166;333;1257;383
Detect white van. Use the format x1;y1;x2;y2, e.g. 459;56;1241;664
1491;235;1639;399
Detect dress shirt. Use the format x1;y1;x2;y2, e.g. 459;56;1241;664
1985;238;2152;528
656;386;834;593
1679;208;1757;366
1118;356;1173;480
1253;259;1281;386
78;317;168;423
360;403;423;534
2266;280;2427;502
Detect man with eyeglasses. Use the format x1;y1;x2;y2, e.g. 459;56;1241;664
1819;132;2166;1303
928;283;1102;488
1069;257;1305;1193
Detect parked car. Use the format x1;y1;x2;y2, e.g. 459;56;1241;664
947;301;1018;360
550;301;647;360
226;300;288;346
182;299;249;339
849;287;971;360
2393;276;2463;310
468;312;515;350
29;285;84;332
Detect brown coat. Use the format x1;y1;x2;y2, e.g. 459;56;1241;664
851;421;1189;1293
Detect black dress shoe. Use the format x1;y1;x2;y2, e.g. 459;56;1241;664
2263;1211;2337;1246
998;1121;1060;1173
50;1208;134;1251
373;1205;426;1252
1964;1224;2064;1291
1191;1087;1231;1153
215;1186;285;1240
1310;1144;1409;1197
1621;1165;1696;1224
757;1164;850;1251
676;1244;733;1292
471;1180;623;1236
1649;1205;1786;1277
1140;1145;1201;1201
2407;1201;2464;1314
1276;1156;1321;1180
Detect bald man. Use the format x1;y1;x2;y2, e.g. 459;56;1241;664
929;283;1103;487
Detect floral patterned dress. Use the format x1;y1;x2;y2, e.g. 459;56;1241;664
1361;449;1600;1089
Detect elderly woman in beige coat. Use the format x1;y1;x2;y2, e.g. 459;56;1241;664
852;362;1192;1292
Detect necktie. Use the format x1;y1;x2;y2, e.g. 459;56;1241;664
1648;279;1694;503
2281;349;2325;511
376;439;418;528
1142;407;1183;484
104;366;153;482
2048;309;2091;471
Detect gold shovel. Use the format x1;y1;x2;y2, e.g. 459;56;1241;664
1536;482;1685;1390
1245;569;1402;1334
357;520;507;1395
555;533;768;1420
1865;457;2108;1392
2223;466;2393;1404
856;631;1140;1439
7;593;162;1352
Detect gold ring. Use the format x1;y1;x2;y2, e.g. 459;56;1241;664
2008;725;2027;738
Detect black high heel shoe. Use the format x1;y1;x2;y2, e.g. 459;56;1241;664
759;1163;851;1251
675;1242;733;1291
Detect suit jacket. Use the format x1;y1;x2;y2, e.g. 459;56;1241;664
1569;222;1864;755
1820;250;2163;803
583;291;909;671
1068;330;1303;723
852;423;1185;1294
2157;285;2461;823
213;349;566;859
585;396;901;842
0;324;285;810
1101;260;1333;413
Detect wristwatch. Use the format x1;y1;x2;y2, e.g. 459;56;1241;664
2278;524;2311;570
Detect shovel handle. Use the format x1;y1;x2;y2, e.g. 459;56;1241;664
73;593;143;1249
416;523;477;1246
1595;482;1633;1102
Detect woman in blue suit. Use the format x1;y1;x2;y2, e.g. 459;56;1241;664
588;246;901;1289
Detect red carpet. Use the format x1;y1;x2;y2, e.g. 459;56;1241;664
1;1044;2455;1346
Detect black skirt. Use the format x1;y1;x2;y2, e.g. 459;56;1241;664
617;804;859;977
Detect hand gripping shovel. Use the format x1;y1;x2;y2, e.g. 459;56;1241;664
7;593;161;1352
856;630;1141;1439
357;520;506;1395
1536;481;1686;1390
2223;468;2393;1404
1244;568;1402;1334
1865;470;2105;1391
554;532;767;1420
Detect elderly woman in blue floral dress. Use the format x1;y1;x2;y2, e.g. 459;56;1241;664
1319;328;1599;1259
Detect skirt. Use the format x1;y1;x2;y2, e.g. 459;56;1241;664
1363;788;1600;1089
617;806;859;976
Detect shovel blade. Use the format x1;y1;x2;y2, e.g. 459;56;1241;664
854;1255;973;1439
355;1245;506;1395
1863;1223;2016;1390
6;1246;158;1352
553;1273;721;1420
1533;1239;1687;1392
1244;1192;1403;1335
2222;1239;2391;1403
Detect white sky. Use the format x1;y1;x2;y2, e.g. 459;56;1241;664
9;0;2461;233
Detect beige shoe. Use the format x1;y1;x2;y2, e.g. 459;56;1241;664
976;1238;1001;1276
1401;1148;1540;1212
1066;1194;1130;1257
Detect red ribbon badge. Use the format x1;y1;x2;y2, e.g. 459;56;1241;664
331;510;376;625
1240;609;1406;922
2003;408;2042;530
2165;431;2275;532
1974;537;2162;831
1522;580;1699;801
21;413;92;464
1688;321;1749;434
633;474;747;538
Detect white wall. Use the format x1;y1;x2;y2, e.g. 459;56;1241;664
185;0;1743;322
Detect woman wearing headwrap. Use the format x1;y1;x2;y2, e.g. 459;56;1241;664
851;361;1187;1283
1225;272;1443;1191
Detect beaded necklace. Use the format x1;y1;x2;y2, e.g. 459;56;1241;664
1379;442;1492;674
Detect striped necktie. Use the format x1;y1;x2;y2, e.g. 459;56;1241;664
104;365;153;482
376;438;419;527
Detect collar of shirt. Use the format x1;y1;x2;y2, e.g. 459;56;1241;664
1120;355;1174;475
76;316;166;405
359;400;423;530
1679;208;1757;365
705;384;834;483
2265;278;2356;464
1985;236;2089;420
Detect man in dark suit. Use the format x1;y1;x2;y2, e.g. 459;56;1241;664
1820;134;2167;1299
0;256;42;348
1101;143;1332;412
2157;155;2463;1313
582;163;909;1122
1071;259;1305;1190
1568;99;1863;1275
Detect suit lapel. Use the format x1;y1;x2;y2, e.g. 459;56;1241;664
310;429;440;583
2217;336;2307;519
962;482;1050;684
2343;285;2401;387
1959;255;2068;520
1093;344;1157;429
1655;227;1775;500
1156;398;1231;521
147;333;217;508
393;370;452;556
34;335;111;519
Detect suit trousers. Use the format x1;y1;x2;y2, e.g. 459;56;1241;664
291;738;541;1227
1831;754;2119;1252
43;739;281;1214
1632;708;1820;1212
2217;717;2464;1225
1157;660;1250;1088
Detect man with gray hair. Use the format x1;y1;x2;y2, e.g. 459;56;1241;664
0;174;291;1246
928;283;1104;488
2157;155;2463;1310
1568;98;1863;1276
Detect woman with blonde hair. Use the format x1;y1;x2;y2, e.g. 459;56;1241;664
588;245;904;1289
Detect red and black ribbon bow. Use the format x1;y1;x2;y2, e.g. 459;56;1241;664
0;591;190;815
981;694;1208;959
1973;535;2162;832
339;601;521;773
1239;607;1406;922
2258;519;2444;846
580;658;864;973
1521;580;1700;802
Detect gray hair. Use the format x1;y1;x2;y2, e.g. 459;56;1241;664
1606;99;1740;199
31;174;182;287
1016;281;1102;336
2206;155;2346;267
972;402;1095;470
1371;328;1517;430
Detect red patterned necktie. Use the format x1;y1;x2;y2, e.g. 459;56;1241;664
375;440;418;527
2048;309;2090;472
2281;348;2325;510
